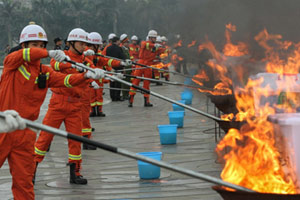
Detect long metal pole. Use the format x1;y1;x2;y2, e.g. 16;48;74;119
95;53;195;79
108;71;213;90
0;112;254;193
106;74;222;122
66;59;223;121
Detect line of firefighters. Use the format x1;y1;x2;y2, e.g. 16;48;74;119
0;23;174;200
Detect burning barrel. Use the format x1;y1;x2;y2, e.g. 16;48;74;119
212;186;300;200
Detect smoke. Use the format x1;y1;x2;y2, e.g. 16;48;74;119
174;0;300;57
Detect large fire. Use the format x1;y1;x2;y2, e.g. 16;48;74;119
214;27;300;193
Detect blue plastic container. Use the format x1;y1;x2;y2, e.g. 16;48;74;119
137;152;162;179
181;91;193;105
168;111;184;128
172;100;186;111
157;124;178;144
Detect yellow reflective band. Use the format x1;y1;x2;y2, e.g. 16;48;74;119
68;154;82;161
90;102;97;106
96;102;103;105
35;72;50;84
22;48;31;62
108;59;113;67
54;62;60;71
146;43;150;50
155;76;160;79
130;47;134;51
18;65;31;80
130;56;134;59
82;128;92;133
35;147;46;156
64;74;72;88
130;89;136;94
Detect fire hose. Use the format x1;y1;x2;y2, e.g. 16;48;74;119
0;112;255;193
94;53;195;79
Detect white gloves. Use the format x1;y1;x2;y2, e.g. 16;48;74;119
48;50;68;62
155;43;162;48
120;59;133;67
91;81;100;89
84;49;95;56
0;110;26;133
85;68;106;79
115;73;125;79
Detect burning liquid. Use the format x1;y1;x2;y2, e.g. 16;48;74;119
191;24;299;193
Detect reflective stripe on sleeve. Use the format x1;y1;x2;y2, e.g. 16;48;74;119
108;59;113;67
18;65;31;80
22;48;31;62
54;62;60;71
64;74;72;88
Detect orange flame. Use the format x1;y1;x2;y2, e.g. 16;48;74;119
216;27;300;194
188;40;196;48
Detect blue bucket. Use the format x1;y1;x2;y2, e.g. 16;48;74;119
172;100;186;111
157;124;178;144
137;152;162;179
181;91;193;105
168;111;184;128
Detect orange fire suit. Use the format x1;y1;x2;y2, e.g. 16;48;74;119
87;50;121;116
129;41;165;101
129;43;140;61
34;50;93;174
0;48;87;200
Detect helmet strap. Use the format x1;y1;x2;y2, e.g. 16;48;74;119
70;41;82;55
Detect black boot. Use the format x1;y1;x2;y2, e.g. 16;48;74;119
32;162;38;185
144;97;153;107
128;95;134;107
69;163;88;184
82;135;97;150
156;82;163;86
97;107;106;117
90;107;97;117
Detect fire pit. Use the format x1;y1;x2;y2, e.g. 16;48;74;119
212;186;300;200
207;93;238;114
216;119;245;133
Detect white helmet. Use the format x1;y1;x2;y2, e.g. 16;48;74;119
161;36;168;42
156;36;162;43
148;30;158;38
88;32;103;45
120;33;128;42
19;24;48;44
108;33;116;40
67;28;88;42
131;35;138;41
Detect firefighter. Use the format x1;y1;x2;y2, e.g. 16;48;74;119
129;35;140;61
0;24;103;200
34;28;104;185
128;30;165;107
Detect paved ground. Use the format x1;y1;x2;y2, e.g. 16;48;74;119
0;67;224;200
